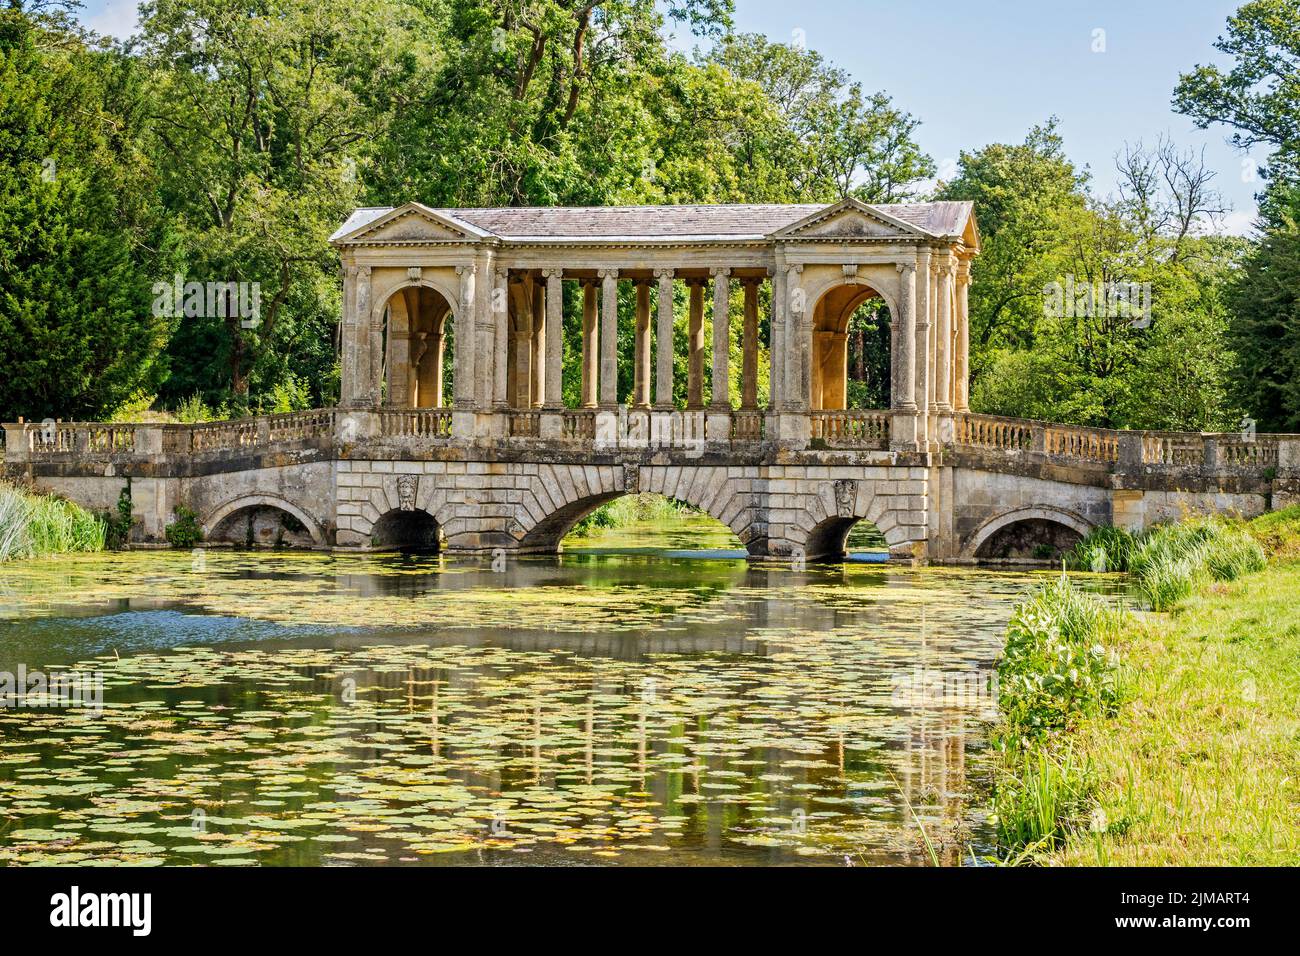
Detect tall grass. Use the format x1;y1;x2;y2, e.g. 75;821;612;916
993;748;1092;856
0;483;106;561
1068;517;1266;611
1066;525;1137;573
1129;519;1265;611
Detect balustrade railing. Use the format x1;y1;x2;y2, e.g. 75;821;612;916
955;413;1035;451
3;407;1295;481
1213;435;1279;469
1141;432;1203;466
561;410;597;441
730;410;766;442
810;409;890;448
1043;425;1119;463
508;410;540;438
378;408;452;440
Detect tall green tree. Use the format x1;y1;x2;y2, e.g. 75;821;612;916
708;33;933;202
0;7;173;422
139;0;405;409
935;120;1088;360
1226;185;1300;430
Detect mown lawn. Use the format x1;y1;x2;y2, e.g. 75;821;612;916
1049;555;1300;865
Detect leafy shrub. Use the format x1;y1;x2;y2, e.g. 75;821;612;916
997;574;1125;740
174;393;215;423
164;505;203;549
103;486;134;549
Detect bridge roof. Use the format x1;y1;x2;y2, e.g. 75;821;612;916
330;200;977;245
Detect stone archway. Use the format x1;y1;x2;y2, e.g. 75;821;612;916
804;275;899;412
203;493;326;547
370;507;440;551
374;280;457;408
962;506;1093;561
511;463;765;556
793;477;920;560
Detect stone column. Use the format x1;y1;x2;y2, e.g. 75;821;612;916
454;263;476;409
786;264;806;410
892;260;917;449
341;264;366;407
386;321;410;406
654;269;675;409
366;271;385;406
741;278;760;409
710;267;731;408
543;269;564;407
531;280;545;407
513;277;533;409
955;259;971;412
409;331;427;406
934;258;954;412
913;250;931;442
474;253;494;411
894;262;917;410
492;268;509;409
633;280;651;407
599;269;619;408
581;279;598;408
770;263;786;409
686;279;705;409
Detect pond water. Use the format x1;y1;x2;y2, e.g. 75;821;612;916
0;515;1074;867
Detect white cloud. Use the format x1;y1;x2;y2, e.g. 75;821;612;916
1214;209;1258;238
79;0;140;42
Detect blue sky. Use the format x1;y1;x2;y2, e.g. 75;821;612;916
76;0;1263;232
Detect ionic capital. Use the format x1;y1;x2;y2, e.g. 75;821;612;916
597;268;619;280
653;267;675;280
541;268;564;280
709;266;731;278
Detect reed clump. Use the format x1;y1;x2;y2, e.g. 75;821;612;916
0;482;106;561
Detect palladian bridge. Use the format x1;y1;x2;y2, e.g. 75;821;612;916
4;198;1299;561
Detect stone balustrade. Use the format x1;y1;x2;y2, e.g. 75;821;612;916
809;409;891;449
5;409;1299;487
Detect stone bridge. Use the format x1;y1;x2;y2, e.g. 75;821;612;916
4;200;1297;562
4;407;1296;563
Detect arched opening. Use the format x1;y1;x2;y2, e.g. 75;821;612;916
380;285;455;407
804;516;890;563
974;518;1083;562
538;493;746;557
209;505;316;548
370;508;440;552
810;284;892;411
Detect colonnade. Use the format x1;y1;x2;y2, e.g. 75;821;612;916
475;269;771;412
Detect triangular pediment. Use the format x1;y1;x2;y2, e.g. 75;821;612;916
331;203;491;245
770;198;930;241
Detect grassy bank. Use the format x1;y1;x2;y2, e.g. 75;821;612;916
0;482;107;561
991;508;1300;865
